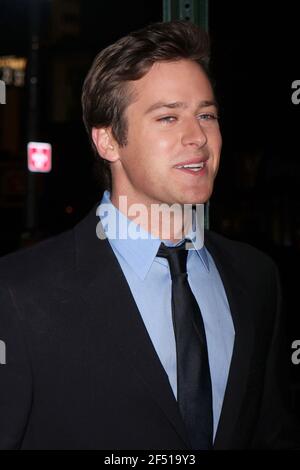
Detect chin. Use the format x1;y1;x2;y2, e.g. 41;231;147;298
182;189;212;205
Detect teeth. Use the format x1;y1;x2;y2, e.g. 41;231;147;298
176;162;205;169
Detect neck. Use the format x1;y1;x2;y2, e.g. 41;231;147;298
110;192;194;243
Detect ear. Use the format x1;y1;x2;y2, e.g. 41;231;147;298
91;127;119;163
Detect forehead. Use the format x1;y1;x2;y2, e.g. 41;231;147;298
128;59;215;111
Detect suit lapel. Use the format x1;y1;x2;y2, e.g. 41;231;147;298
73;207;255;449
73;206;191;448
204;231;255;449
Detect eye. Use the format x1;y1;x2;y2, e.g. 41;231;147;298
198;113;219;121
157;116;177;123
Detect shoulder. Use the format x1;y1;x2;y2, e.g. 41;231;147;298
204;229;279;280
0;228;75;287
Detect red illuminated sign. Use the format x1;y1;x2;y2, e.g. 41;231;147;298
27;142;52;173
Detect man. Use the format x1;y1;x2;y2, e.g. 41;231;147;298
0;21;298;450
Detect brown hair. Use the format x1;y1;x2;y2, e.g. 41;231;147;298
82;20;211;191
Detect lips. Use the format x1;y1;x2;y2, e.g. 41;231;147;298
172;156;209;176
173;157;209;168
174;164;207;175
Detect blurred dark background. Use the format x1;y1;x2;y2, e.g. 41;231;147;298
0;1;299;412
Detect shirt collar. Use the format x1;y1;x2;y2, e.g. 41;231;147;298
97;190;210;280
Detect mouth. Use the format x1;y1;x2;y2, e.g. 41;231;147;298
173;159;208;176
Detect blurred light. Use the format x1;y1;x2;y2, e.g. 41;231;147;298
0;56;27;87
65;205;74;215
27;142;52;173
0;56;27;70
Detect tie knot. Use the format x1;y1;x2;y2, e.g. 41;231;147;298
157;241;189;279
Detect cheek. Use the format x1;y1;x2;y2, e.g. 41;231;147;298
216;127;223;148
211;130;222;157
125;150;154;181
140;123;176;150
125;124;177;176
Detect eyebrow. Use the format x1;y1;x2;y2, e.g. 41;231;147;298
144;100;219;115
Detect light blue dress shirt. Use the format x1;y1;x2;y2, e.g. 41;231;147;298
97;190;235;439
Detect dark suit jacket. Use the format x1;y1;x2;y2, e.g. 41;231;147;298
0;204;298;449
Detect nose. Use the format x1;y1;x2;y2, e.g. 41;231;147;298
181;118;207;149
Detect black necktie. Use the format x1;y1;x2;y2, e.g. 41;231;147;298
157;241;213;450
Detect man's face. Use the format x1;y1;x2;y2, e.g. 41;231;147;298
111;59;222;208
